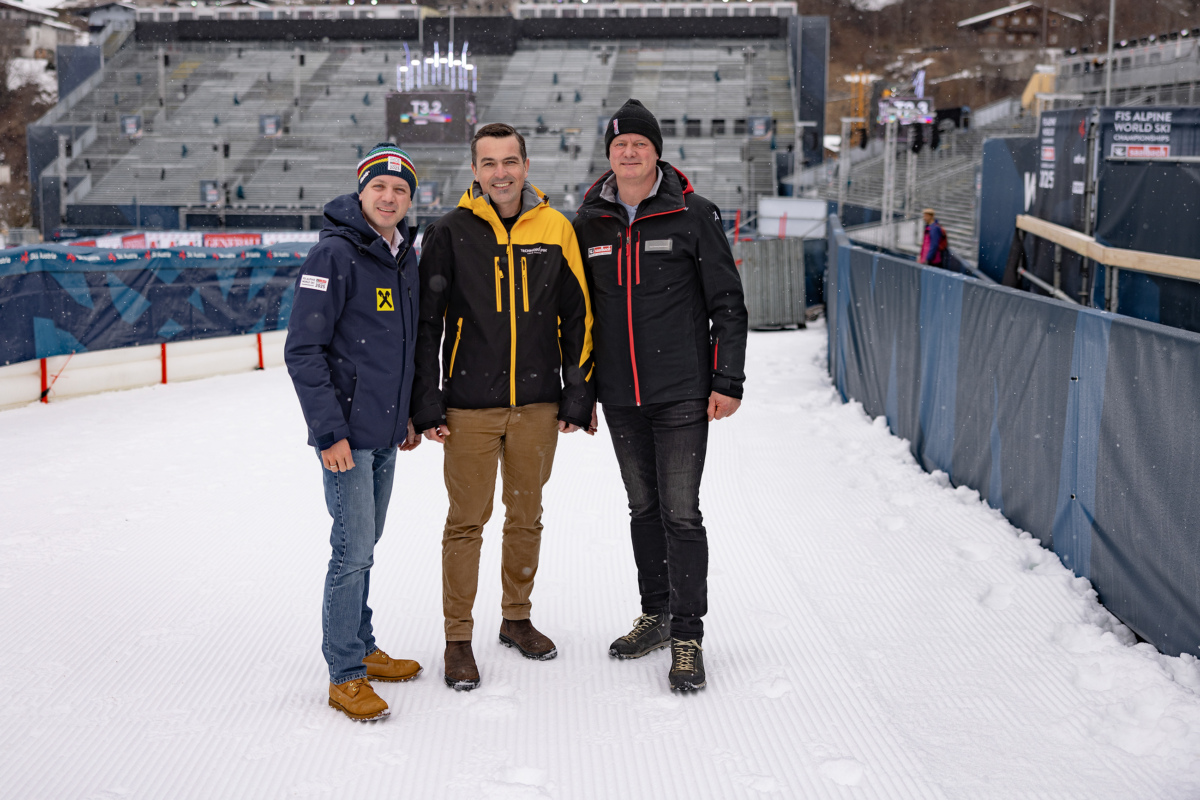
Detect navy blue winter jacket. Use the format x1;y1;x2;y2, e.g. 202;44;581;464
285;193;419;450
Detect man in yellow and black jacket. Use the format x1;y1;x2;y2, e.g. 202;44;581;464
412;123;593;691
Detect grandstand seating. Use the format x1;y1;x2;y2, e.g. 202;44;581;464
811;106;1037;263
45;36;795;230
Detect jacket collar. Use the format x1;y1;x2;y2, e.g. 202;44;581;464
578;160;693;222
320;193;411;263
458;180;548;228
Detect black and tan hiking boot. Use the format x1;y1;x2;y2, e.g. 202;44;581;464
609;611;671;659
668;639;706;692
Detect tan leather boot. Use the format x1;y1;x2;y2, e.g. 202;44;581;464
363;648;422;682
499;618;558;660
444;640;481;691
328;678;389;721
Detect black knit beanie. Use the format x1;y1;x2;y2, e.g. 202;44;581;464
604;98;663;157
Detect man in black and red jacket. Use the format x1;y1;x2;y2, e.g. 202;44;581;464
573;99;748;692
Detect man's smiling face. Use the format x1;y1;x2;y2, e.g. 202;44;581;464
471;135;529;214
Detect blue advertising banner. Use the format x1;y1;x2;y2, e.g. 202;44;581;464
0;243;312;366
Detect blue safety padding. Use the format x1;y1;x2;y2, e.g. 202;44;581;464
248;266;277;301
835;241;851;401
0;244;309;365
157;319;184;338
107;273;152;325
1052;310;1111;579
989;379;1004;513
47;269;94;309
33;317;88;358
917;269;964;476
885;337;899;430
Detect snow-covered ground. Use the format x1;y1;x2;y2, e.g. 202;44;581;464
6;57;57;103
2;325;1199;799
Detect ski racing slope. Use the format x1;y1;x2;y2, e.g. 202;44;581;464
2;326;1199;799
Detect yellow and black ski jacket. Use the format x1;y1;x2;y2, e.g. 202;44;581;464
411;181;594;431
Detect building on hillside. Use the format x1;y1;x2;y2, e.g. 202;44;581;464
957;2;1084;49
0;0;86;62
60;1;137;33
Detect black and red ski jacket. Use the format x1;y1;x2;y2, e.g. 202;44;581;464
573;162;747;407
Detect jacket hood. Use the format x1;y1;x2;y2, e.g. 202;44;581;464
457;180;549;223
320;192;411;250
577;161;693;219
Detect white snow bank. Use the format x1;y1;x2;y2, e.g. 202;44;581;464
6;57;57;103
0;325;1198;798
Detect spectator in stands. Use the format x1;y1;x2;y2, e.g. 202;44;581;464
573;99;747;692
919;208;947;268
284;143;424;722
411;122;593;692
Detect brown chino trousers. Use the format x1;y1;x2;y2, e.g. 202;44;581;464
442;402;560;641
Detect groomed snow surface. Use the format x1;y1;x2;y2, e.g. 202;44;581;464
3;326;1199;799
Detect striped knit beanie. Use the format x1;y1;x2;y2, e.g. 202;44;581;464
356;143;418;195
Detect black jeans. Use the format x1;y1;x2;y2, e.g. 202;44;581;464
603;398;709;641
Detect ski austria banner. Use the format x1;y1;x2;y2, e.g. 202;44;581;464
0;243;313;366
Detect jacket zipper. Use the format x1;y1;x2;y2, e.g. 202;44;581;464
521;257;530;313
507;239;517;407
625;224;640;405
590;205;684;407
449;317;463;378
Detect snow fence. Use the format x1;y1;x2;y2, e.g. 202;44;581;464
826;215;1200;660
0;242;312;365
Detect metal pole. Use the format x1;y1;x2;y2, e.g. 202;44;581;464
157;46;167;121
57;134;68;219
882;119;897;249
217;142;225;229
293;46;302;120
1105;0;1116;106
838;118;851;219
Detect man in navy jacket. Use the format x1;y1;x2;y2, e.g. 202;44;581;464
285;144;424;722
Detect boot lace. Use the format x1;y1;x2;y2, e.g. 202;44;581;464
620;613;662;642
672;640;702;672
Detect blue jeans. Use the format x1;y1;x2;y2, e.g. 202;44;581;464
318;446;397;684
602;399;709;641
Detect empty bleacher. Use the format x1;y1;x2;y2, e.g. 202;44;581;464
45;36;795;230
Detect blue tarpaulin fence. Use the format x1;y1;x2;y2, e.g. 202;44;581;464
827;215;1200;659
0;244;311;365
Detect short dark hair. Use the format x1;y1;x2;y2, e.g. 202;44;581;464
471;123;527;165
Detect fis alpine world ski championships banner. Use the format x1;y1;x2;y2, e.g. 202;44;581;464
0;243;312;366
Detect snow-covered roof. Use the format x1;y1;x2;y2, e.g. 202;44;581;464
66;2;138;16
957;2;1084;29
0;0;59;20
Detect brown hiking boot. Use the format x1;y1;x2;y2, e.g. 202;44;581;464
499;618;558;661
444;640;480;691
328;678;389;721
363;648;421;682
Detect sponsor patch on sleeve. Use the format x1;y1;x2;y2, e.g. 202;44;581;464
587;245;613;258
299;274;329;292
644;239;672;253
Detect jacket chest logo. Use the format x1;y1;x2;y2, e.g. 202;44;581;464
644;239;672;253
376;288;394;311
588;245;612;258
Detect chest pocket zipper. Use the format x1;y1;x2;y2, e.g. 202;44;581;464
494;257;503;312
448;317;464;378
521;257;530;312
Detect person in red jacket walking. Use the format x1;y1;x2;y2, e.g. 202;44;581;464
573;99;748;692
919;207;947;267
